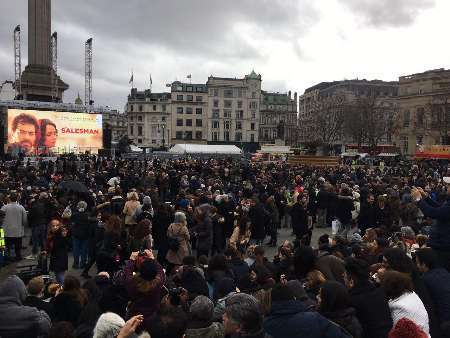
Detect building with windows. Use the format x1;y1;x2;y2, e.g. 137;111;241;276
298;79;398;152
206;71;261;151
102;109;127;142
259;91;298;146
396;68;450;155
170;81;208;144
125;88;171;149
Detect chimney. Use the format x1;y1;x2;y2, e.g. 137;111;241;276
288;90;291;98
294;92;297;102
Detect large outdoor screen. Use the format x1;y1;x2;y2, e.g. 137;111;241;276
7;109;103;155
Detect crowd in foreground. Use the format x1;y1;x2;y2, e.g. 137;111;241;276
0;155;449;338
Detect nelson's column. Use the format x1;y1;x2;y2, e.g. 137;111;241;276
20;0;68;102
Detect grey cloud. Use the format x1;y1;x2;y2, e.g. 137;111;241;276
339;0;436;27
0;0;318;108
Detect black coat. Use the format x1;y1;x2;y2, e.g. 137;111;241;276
421;268;450;323
71;211;90;240
335;197;354;225
290;203;308;238
49;231;69;273
249;203;268;240
358;202;377;232
349;281;392;338
229;258;250;283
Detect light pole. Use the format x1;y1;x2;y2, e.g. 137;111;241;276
162;124;166;150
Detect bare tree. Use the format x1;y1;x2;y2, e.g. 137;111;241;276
429;93;450;145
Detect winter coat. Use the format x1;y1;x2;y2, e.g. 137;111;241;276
290;202;309;238
417;197;450;250
321;307;363;338
28;199;50;227
249;203;268;240
316;189;329;210
51;291;84;326
48;230;69;273
193;215;213;252
1;202;27;238
336;197;354;225
0;276;51;338
123;200;140;225
388;292;430;337
315;254;346;285
229;225;251;249
349;281;393;338
421;268;450;323
185;322;224;338
228;257;250;283
264;300;351;338
166;222;190;265
124;259;165;330
70;210;91;240
358;202;377;232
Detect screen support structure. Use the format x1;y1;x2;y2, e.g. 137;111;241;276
50;32;58;102
14;25;21;99
85;38;93;110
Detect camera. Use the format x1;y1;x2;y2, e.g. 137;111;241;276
169;287;184;306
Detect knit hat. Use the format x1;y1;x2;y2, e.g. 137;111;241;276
286;280;308;300
174;211;187;224
139;259;158;281
189;295;214;321
178;199;189;209
93;312;125;338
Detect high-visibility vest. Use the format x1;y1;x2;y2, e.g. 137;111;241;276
0;228;4;249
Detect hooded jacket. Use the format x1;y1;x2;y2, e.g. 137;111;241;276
264;300;351;338
0;276;51;338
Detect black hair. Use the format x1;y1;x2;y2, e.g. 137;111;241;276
383;248;414;274
345;257;370;283
381;270;413;300
149;307;187;338
318;281;351;313
271;284;295;302
39;119;57;146
415;248;440;270
12;113;39;132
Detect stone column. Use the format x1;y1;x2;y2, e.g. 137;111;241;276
28;0;51;67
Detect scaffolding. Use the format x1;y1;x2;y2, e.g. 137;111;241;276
50;32;58;101
13;25;21;99
85;38;93;109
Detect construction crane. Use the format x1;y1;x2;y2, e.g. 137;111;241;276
85;38;93;109
50;32;58;101
13;25;21;99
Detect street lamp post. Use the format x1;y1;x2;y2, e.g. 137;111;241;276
162;124;166;150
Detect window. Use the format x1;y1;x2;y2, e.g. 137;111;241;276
138;126;143;136
212;131;219;141
224;131;230;141
196;96;203;102
224;110;231;118
251;123;255;130
196;86;203;92
417;108;425;127
195;131;202;140
235;132;242;141
130;116;134;122
213;100;219;108
237;101;243;108
417;135;423;145
177;95;183;101
186;86;193;92
212;120;219;129
151;125;157;135
177;107;184;114
162;117;166;122
213;89;219;97
185;131;192;140
236;121;242;130
196;119;202;127
138;115;143;122
153;105;157;111
137;138;142;144
151;139;156;144
186;119;192;127
251;112;256;119
130;125;134;135
196;108;202;115
224;100;232;108
130;104;134;112
224;121;231;130
186;107;193;114
250;134;255;142
162;104;166;112
187;95;193;102
224;89;233;98
138;105;143;112
212;110;220;118
252;92;256;99
236;110;243;119
237;89;243;98
177;119;183;126
176;131;183;139
403;111;410;127
401;136;408;153
249;101;257;109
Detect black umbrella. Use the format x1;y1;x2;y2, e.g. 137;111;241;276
58;180;89;193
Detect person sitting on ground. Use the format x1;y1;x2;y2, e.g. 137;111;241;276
0;275;51;338
185;295;224;338
24;275;52;316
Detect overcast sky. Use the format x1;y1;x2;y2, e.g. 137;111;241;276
0;0;449;110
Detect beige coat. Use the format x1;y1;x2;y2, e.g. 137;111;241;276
166;222;190;265
229;223;251;249
123;200;140;225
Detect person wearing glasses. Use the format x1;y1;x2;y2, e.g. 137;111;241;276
8;113;39;155
38;119;58;155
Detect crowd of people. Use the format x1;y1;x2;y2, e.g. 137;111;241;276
0;154;449;338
